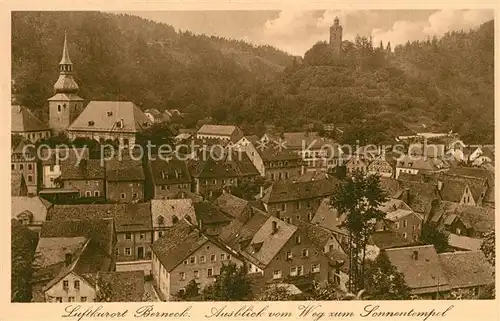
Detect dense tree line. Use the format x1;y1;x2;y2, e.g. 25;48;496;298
12;12;494;143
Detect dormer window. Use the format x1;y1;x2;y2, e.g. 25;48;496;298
58;105;61;112
107;111;113;117
88;121;95;126
157;215;165;225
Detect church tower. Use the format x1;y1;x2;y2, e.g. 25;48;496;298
48;31;85;134
329;16;343;56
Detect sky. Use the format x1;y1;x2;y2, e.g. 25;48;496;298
119;10;494;56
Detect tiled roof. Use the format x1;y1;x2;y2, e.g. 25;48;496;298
11;172;25;196
310;198;348;236
379;177;400;197
396;155;449;171
260;147;302;162
431;201;494;234
97;271;145;302
218;211;269;249
144;108;162;117
213;192;251;222
68;101;151;133
171;190;204;203
60;159;105;180
447;233;482;251
149;158;191;185
11;105;49;132
243;216;297;268
385;245;451;294
151;220;208;272
11;141;36;156
296;171;330;182
438;251;494;289
11;196;52;223
34;236;88;268
106;159;145;181
197;124;238;136
194;201;233;225
281;132;329;150
295;220;334;248
151;199;197;228
49;203;152;233
39;147;90;166
261;178;338;203
396;180;440;215
191;158;240;179
408;143;446;158
371;231;413;249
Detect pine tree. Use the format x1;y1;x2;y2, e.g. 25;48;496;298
202;262;251;301
364;252;411;300
420;222;449;253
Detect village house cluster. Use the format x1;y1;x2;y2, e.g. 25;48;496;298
11;26;495;302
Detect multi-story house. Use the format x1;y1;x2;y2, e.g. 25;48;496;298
374;198;423;243
39;147;89;189
59;158;105;199
395;154;449;179
144;108;164;123
11;141;38;195
11;196;53;233
32;218;116;302
345;154;368;175
48;203;153;274
151;198;197;241
66;101;152;148
260;178;338;224
194;201;233;236
196;124;244;142
190;158;239;199
11;105;51;143
105;159;145;203
151;220;243;301
148;158;191;199
367;154;394;178
219;214;334;286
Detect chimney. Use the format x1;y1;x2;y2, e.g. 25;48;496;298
198;218;203;234
437;180;443;191
271;221;278;234
65;253;72;266
412;250;419;260
259;185;264;198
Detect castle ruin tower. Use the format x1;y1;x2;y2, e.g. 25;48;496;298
48;31;85;134
329;16;343;56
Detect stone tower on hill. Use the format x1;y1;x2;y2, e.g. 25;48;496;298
329;16;343;56
48;32;85;134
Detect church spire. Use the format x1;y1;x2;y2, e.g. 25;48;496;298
53;31;79;93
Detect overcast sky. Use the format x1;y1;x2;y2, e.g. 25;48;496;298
119;10;494;55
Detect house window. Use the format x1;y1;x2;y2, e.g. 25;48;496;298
28;164;32;170
56;297;62;303
395;222;400;229
227;254;231;260
307;213;312;221
273;270;282;279
297;266;304;276
295;236;301;244
63;280;69;290
183;260;188;265
94;191;100;197
133;193;138;199
194;271;199;279
20;164;24;170
286;251;292;260
85;191;91;197
27;175;32;182
301;249;309;257
212;179;216;184
200;255;206;263
180;272;186;280
161;185;166;190
190;256;196;264
140;233;146;240
210;254;216;262
403;232;407;239
58;105;61;112
280;203;286;211
74;280;80;290
290;267;297;276
125;233;132;240
68;297;75;302
11;164;15;170
270;173;275;181
311;264;320;273
121;193;126;199
220;253;226;260
413;224;418;231
403;220;408;228
207;268;213;277
81;297;87;302
158;231;164;238
125;248;131;256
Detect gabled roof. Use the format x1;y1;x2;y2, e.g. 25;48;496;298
438;251;494;289
11;196;52;223
49;203;151;233
150;158;191;185
34;236;88;268
281;132;329;150
396;155;449;171
60;159;105;180
106;159;145;181
260;147;302;162
218;211;269;249
11;172;26;196
447;233;482;251
213;192;251;222
151;220;209;272
190;158;240;179
68;101;151;133
295;219;337;249
371;231;413;249
243;216;297;268
97;271;145;302
385;245;451;294
151;199;197;228
197;124;238;136
310;198;348;236
11;105;49;132
431;201;494;234
261;178;338;204
194;201;233;225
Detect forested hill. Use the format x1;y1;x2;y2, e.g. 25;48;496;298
12;12;494;144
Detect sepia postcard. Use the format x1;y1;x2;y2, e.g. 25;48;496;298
1;1;499;320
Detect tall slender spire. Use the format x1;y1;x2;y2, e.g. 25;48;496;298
53;31;78;93
59;30;73;65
